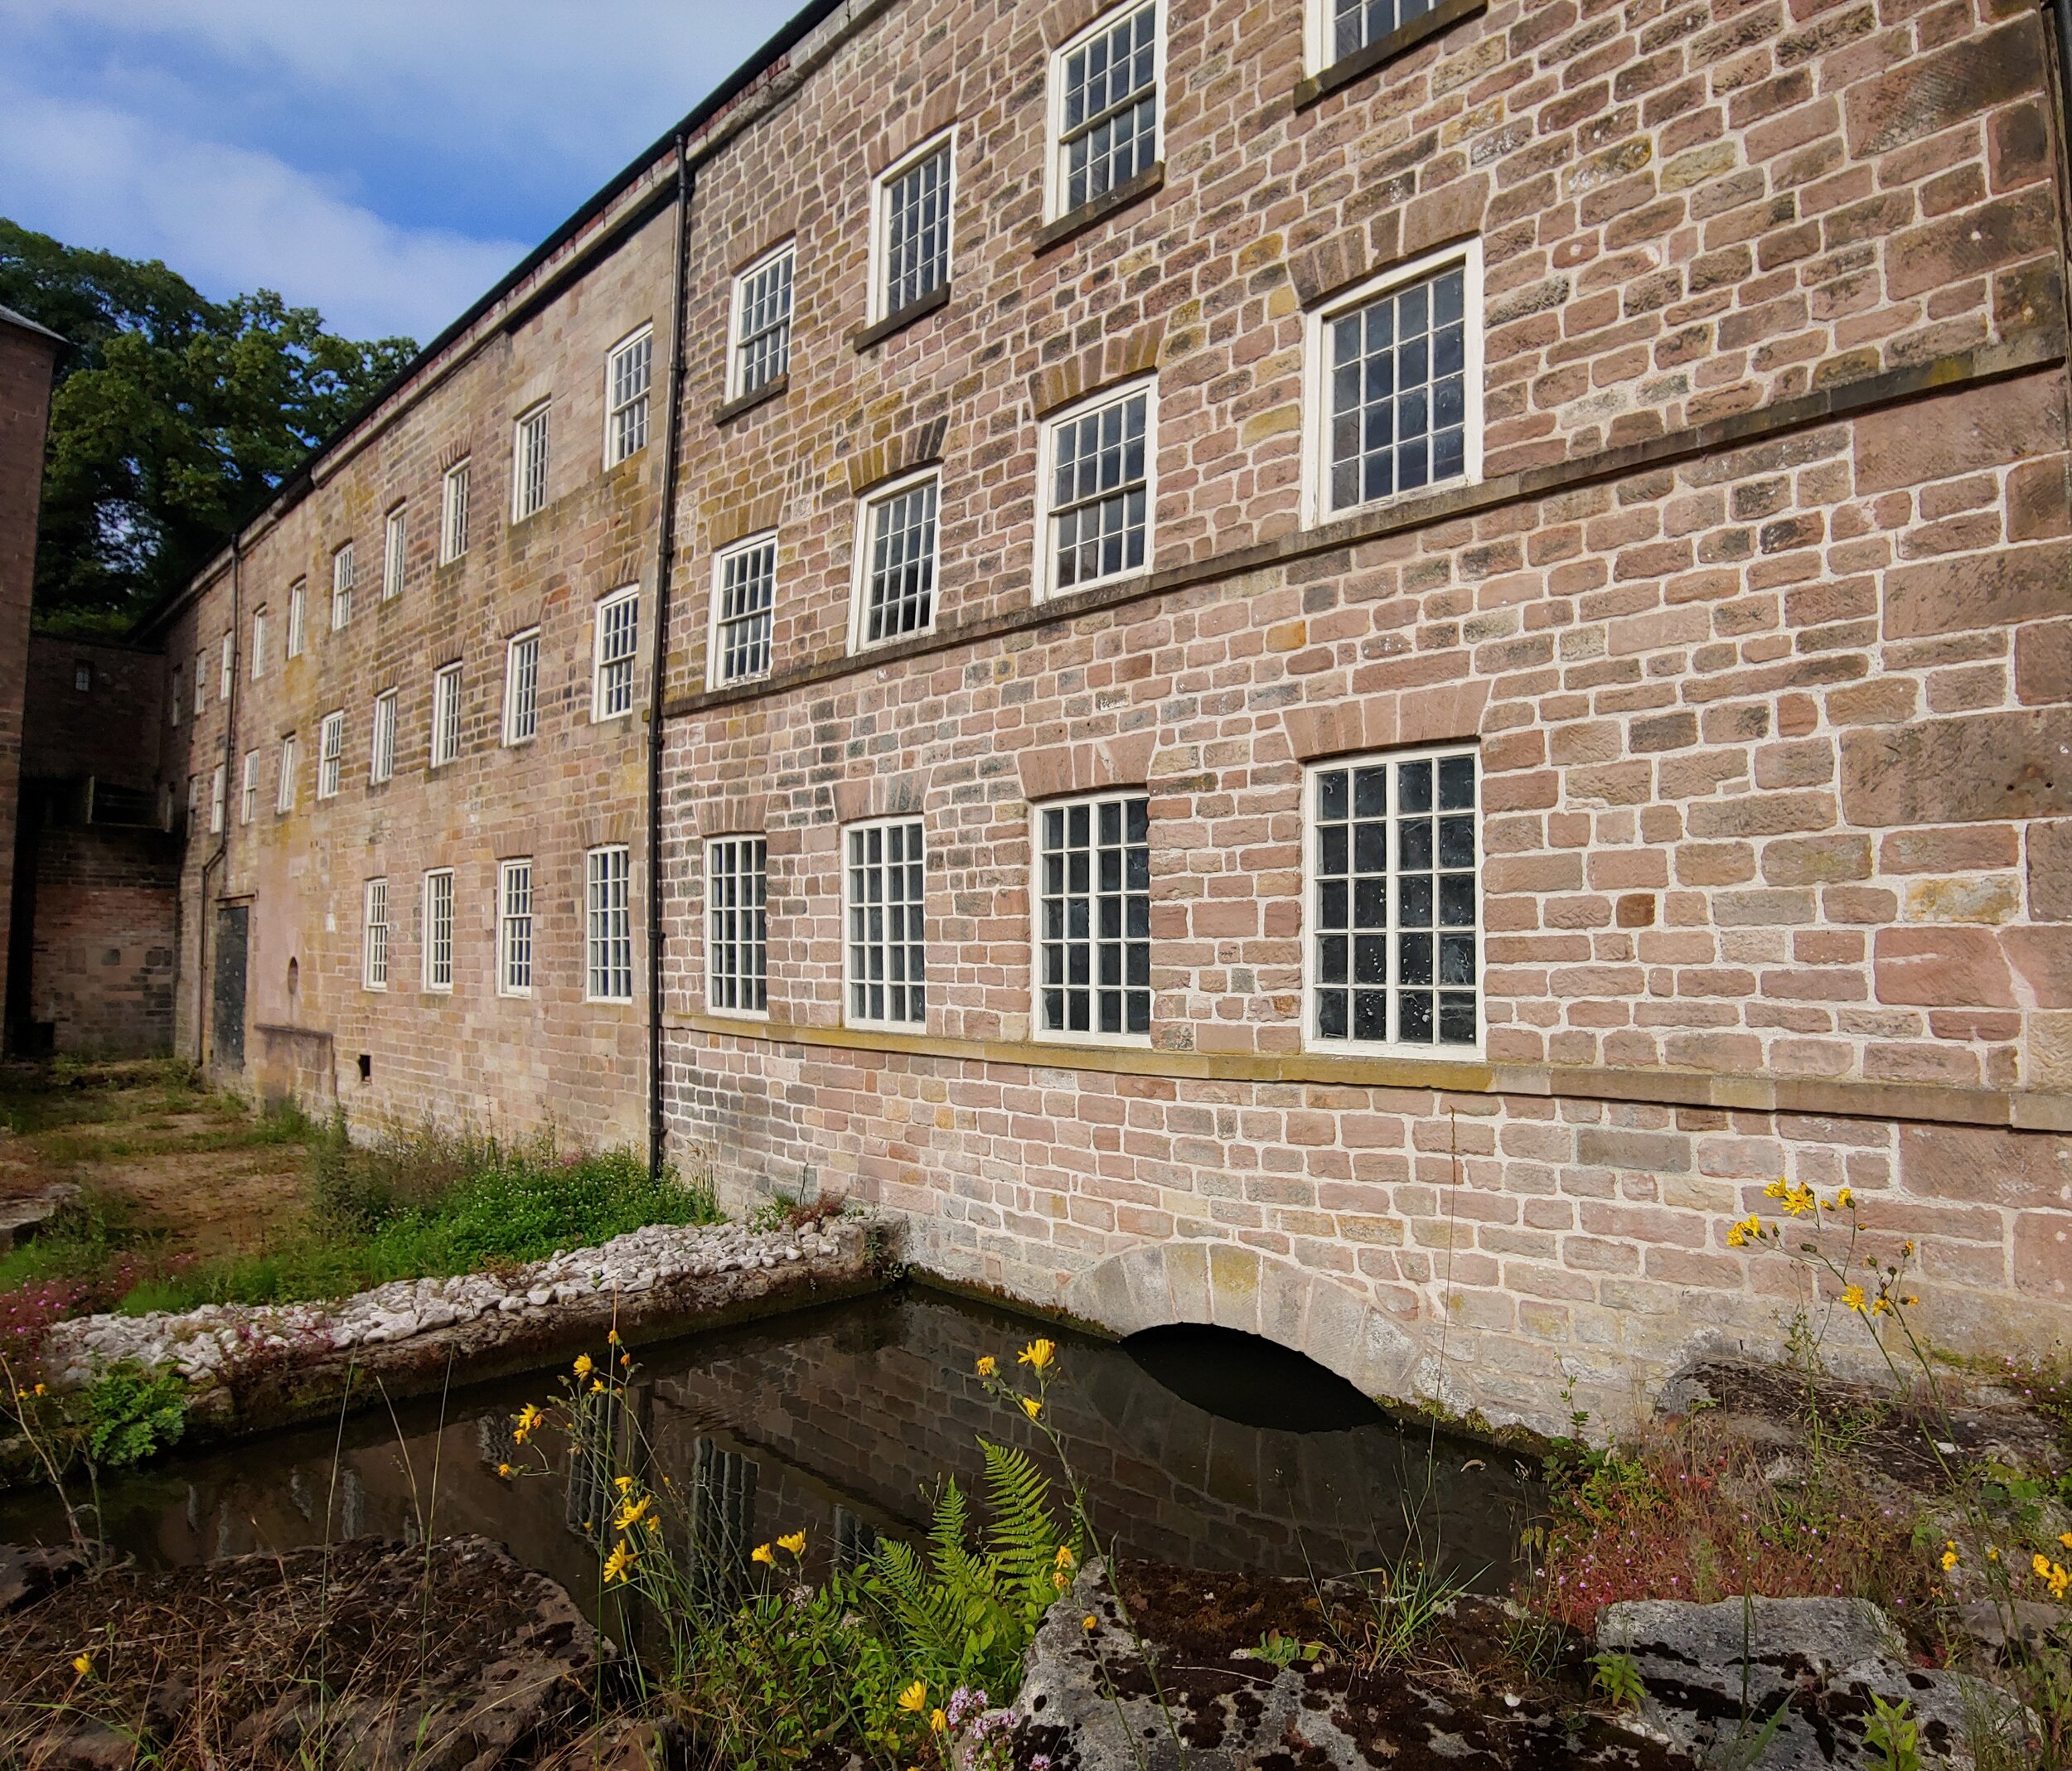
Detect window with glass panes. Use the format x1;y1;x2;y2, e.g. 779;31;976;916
441;461;471;560
240;751;258;824
513;403;550;519
370;690;396;783
1324;263;1468;512
503;630;539;742
383;504;407;598
250;607;269;679
1309;748;1479;1049
332;543;355;629
1328;0;1434;61
317;710;344;799
1038;793;1150;1038
1056;2;1158;214
432;664;461;765
707;837;767;1014
499;859;534;994
287;579;307;656
606;328;651;465
1048;384;1150;593
276;733;297;812
423;870;454;990
220;633;233;698
586;847;633;1001
845;820;925;1026
593;591;637;718
193;647;206;714
733;245;793;397
363;879;389;989
880;142;950;317
209;763;225;834
858;477;937;646
714;538;775;684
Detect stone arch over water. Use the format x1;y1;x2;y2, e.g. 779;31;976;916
1060;1241;1428;1406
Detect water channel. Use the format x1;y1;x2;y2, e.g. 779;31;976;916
0;1285;1540;1605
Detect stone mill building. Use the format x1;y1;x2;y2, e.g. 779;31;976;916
122;0;2072;1433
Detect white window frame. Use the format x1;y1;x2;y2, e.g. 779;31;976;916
841;815;927;1031
275;733;298;814
1301;238;1484;530
512;401;550;521
1301;743;1484;1057
193;647;207;714
604;325;653;467
868;128;956;325
847;467;941;655
317;709;345;800
287;579;307;657
708;532;777;689
370;689;397;784
208;762;226;835
705;835;769;1019
240;750;258;825
592;587;639;722
441;460;471;563
250;607;269;680
363;878;390;990
498;858;535;998
383;502;407;599
1044;0;1165;224
422;869;455;993
502;628;540;744
585;845;635;1004
220;632;234;699
431;662;462;767
726;240;796;402
331;542;356;631
1306;0;1441;75
1034;375;1158;602
1029;790;1153;1048
169;665;180;726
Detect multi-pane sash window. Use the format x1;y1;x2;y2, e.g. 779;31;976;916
844;820;925;1027
432;663;461;766
1056;2;1159;214
240;750;258;824
714;537;776;685
332;543;356;629
363;878;389;990
250;607;269;679
370;690;397;783
513;403;550;520
879;140;951;318
276;733;298;812
503;630;540;743
1038;793;1150;1038
170;665;180;726
1309;748;1479;1049
857;475;937;647
586;846;634;1002
441;460;471;561
1330;0;1434;61
498;859;534;995
317;709;344;799
423;869;454;991
732;245;793;397
186;775;199;823
1047;383;1152;594
707;836;767;1015
193;647;206;714
1324;260;1469;513
593;589;638;719
383;504;407;598
606;328;651;465
287;579;307;656
220;633;233;699
208;763;225;835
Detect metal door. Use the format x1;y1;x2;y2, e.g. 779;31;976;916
212;905;248;1071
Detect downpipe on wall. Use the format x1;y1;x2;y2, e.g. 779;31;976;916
195;537;239;1067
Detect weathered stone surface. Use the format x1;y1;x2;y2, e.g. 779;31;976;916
2031;822;2072;921
1884;543;2071;640
0;1541;89;1614
1873;927;2016;1008
1840;711;2072;827
1900;1124;2072;1210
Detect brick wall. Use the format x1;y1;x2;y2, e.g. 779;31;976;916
25;822;178;1057
23;634;166;787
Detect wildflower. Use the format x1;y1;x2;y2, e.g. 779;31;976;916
70;1654;90;1678
1779;1183;1818;1218
1941;1542;1959;1571
602;1542;637;1586
1021;1396;1043;1420
1053;1570;1068;1590
975;1355;997;1378
614;1474;634;1493
2059;1532;2072;1550
1835;1187;1853;1210
646;1517;663;1535
778;1530;807;1557
1903;1295;1919;1307
1082;1615;1099;1631
1764;1179;1787;1200
608;1328;621;1345
752;1542;776;1567
514;1404;543;1433
574;1354;594;1379
1901;1241;1915;1257
1726;1214;1762;1248
930;1708;948;1735
1871;1294;1892;1316
33;1383;44;1397
1019;1338;1056;1372
591;1379;606;1393
496;1463;513;1479
615;1494;654;1531
898;1680;928;1714
1055;1545;1075;1569
1841;1283;1867;1314
1988;1547;2001;1562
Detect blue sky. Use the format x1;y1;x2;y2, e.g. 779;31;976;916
0;1;806;344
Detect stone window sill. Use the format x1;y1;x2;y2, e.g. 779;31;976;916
852;283;950;354
1293;0;1488;111
713;374;788;427
1033;163;1165;257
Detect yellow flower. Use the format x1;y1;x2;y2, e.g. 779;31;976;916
1941;1547;1959;1570
930;1709;948;1735
2058;1532;2072;1550
1903;1295;1919;1307
1763;1178;1788;1200
1055;1545;1075;1569
514;1404;543;1432
897;1680;928;1714
1780;1183;1818;1218
512;1428;528;1445
496;1463;513;1478
1082;1614;1099;1631
1900;1241;1915;1258
1726;1214;1763;1248
603;1542;637;1586
2035;1554;2051;1579
778;1531;807;1557
1871;1294;1892;1316
615;1495;654;1531
646;1517;663;1535
975;1355;997;1378
32;1383;44;1397
1053;1570;1069;1590
1988;1547;2001;1561
608;1328;621;1345
574;1354;594;1379
1841;1284;1866;1314
1021;1396;1043;1420
591;1380;606;1393
1019;1338;1056;1372
70;1654;91;1678
752;1542;776;1566
1835;1187;1853;1210
614;1475;634;1493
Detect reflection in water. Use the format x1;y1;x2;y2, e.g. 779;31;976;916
0;1287;1539;1609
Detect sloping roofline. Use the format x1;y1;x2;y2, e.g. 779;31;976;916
0;302;67;351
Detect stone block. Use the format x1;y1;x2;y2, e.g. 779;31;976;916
1840;711;2072;826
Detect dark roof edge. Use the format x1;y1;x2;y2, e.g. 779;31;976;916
0;302;67;350
133;0;854;641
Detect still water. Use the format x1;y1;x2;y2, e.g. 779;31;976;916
0;1286;1539;1602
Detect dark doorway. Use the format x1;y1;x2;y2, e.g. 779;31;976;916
212;904;249;1072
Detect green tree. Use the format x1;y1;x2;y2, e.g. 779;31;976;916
0;220;415;631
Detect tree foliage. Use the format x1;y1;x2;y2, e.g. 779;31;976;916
0;219;415;631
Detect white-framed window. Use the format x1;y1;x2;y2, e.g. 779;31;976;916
706;835;767;1017
169;665;180;726
729;242;794;399
1038;379;1155;599
1048;1;1161;220
872;133;953;322
208;762;226;835
585;845;634;1002
441;460;471;562
1034;791;1150;1042
605;327;652;467
498;859;535;996
317;709;344;800
850;471;938;651
287;578;307;657
363;878;390;990
710;535;776;686
220;632;233;699
512;401;550;520
332;542;356;630
593;588;638;720
1312;0;1438;70
423;869;455;991
843;817;926;1028
431;662;462;767
250;607;269;680
503;629;540;743
383;502;407;599
186;774;200;823
276;733;298;814
73;660;90;694
370;689;397;784
193;647;206;714
1305;242;1482;525
1305;745;1480;1052
240;750;258;824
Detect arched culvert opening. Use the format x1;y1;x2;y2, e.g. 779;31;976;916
1123;1323;1387;1434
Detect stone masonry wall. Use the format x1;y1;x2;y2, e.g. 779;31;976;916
27;824;178;1057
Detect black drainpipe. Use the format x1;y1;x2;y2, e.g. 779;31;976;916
647;133;695;1178
196;537;240;1067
